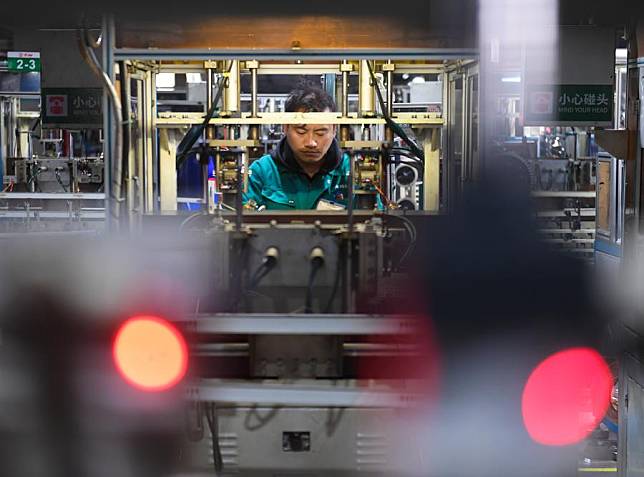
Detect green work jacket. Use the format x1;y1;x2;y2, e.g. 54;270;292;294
244;139;351;210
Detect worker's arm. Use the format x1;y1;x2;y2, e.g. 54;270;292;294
243;162;266;209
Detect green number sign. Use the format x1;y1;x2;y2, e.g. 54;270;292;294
7;52;41;73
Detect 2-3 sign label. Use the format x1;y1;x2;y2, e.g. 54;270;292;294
7;52;41;73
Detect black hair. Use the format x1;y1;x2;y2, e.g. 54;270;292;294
285;84;336;112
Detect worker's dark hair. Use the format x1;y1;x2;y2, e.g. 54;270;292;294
285;85;336;112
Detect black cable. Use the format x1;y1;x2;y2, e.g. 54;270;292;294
248;254;278;290
55;169;68;192
324;245;344;313
387;150;423;172
236;251;279;311
247;262;270;290
305;256;324;314
384;214;417;269
366;62;425;161
176;63;233;169
204;403;223;473
27;166;44;192
178;211;208;231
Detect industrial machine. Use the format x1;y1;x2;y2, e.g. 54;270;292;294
3;8;642;477
0;92;105;232
170;210;429;475
106;48;461;475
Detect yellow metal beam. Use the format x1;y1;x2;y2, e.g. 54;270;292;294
158;128;178;211
423;128;441;212
156;112;443;127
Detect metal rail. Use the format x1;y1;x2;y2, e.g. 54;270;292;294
0;192;105;200
156;112;443;126
531;191;596;198
185;313;421;335
189;380;420;408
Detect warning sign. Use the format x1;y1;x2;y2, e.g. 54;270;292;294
46;95;67;117
529;91;553;115
41;88;102;126
525;84;613;126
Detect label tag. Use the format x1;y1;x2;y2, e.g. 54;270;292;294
316;199;345;211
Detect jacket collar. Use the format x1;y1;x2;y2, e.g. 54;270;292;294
271;136;342;177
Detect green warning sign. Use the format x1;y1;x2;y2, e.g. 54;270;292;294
41;88;103;127
525;84;613;125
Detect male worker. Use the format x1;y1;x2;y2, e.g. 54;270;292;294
243;86;350;210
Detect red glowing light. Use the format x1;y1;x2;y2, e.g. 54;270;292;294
113;316;188;392
521;347;612;446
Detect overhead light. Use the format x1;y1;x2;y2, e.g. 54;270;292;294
615;48;628;61
402;73;410;80
410;76;426;84
501;76;521;83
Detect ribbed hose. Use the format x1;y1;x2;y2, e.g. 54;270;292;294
77;28;123;228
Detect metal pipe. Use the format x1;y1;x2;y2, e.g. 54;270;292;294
347;152;354;232
9;99;17;157
206;67;215;140
235;152;243;231
251;65;258;118
223;60;240;114
0;101;5;178
386;60;394;117
78;25;123;226
341;61;349;117
359;60;375;117
461;72;469;183
119;60;132;217
441;71;450;213
248;60;259;139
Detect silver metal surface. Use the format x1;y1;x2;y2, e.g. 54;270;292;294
619;352;644;477
183;407;405;475
0;211;105;219
536;209;596;217
537;228;595;234
188;313;419;335
177;197;205;204
190;380;417;408
257;63;340;75
251;335;342;378
359;60;375;116
0;192;105;200
192;342;420;357
341;60;350;117
0;229;99;238
531;191;596;198
223;60;240;114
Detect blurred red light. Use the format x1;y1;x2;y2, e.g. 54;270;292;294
113;315;188;392
522;347;612;446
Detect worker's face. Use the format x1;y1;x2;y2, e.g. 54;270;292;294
285;114;336;166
